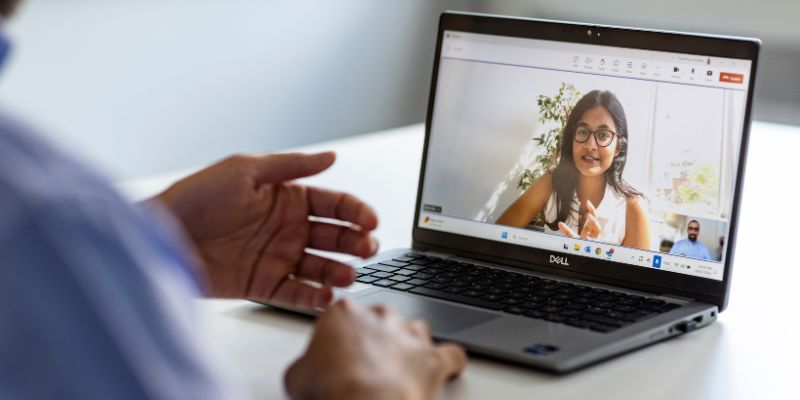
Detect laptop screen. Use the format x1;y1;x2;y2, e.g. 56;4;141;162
418;31;753;282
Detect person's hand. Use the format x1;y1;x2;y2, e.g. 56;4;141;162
284;299;467;400
154;152;379;309
558;199;602;240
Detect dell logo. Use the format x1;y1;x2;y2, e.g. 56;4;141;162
550;255;570;266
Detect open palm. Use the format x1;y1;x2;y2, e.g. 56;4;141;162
156;152;378;309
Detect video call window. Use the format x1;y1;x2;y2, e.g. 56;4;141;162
421;38;747;265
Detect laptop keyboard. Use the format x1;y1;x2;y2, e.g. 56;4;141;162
355;253;682;333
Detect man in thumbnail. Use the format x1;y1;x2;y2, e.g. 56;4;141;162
669;220;712;260
496;90;650;249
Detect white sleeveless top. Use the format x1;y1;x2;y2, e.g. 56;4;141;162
543;184;628;245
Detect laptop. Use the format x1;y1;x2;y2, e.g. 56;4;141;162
279;12;760;372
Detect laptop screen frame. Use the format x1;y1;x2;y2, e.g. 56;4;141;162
411;12;760;311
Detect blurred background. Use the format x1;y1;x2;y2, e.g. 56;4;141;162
0;0;796;179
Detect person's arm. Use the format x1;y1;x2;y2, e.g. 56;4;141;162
495;174;553;227
0;195;239;399
702;244;712;260
621;197;650;250
284;299;467;400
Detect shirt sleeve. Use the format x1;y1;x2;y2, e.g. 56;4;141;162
0;184;243;400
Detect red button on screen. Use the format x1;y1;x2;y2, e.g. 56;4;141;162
719;72;744;84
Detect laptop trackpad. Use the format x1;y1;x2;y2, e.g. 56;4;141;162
356;291;500;334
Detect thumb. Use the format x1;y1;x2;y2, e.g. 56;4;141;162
252;151;336;184
585;199;598;218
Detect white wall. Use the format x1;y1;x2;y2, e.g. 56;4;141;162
0;0;463;179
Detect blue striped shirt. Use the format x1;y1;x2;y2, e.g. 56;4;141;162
0;36;238;399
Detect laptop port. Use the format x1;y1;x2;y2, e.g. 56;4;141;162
674;315;704;333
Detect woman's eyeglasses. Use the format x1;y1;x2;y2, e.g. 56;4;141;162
574;127;617;147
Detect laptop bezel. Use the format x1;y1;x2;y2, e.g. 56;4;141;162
411;12;760;311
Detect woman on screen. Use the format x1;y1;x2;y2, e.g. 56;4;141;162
496;90;650;249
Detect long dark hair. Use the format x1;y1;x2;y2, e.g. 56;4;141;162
545;90;642;230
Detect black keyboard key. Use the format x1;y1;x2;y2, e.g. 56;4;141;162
618;298;639;306
542;306;561;314
394;269;417;276
522;301;542;310
637;303;662;312
408;287;505;310
356;276;379;284
482;294;503;302
413;272;434;280
502;298;522;306
389;275;411;282
355;267;374;275
404;265;424;271
390;283;415;291
565;303;587;311
406;278;429;286
373;279;396;287
392;256;415;262
524;310;546;319
410;258;434;266
461;290;485;298
562;309;583;318
366;264;399;273
504;306;525;314
614;305;636;314
371;271;393;279
585;306;607;315
582;313;626;328
424;283;446;290
380;260;410;268
544;314;566;323
443;286;466;294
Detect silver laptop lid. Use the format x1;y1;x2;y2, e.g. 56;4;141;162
412;12;760;310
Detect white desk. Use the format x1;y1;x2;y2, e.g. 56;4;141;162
120;122;800;400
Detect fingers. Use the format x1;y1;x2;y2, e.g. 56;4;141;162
407;318;432;341
251;152;336;184
307;187;379;231
558;222;578;238
294;253;356;287
309;221;379;258
434;343;468;382
254;277;334;309
585;199;598;219
580;214;602;240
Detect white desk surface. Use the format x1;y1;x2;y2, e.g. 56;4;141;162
120;122;800;400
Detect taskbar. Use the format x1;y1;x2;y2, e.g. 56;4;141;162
418;212;723;281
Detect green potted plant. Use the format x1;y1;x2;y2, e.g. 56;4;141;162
518;82;580;227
